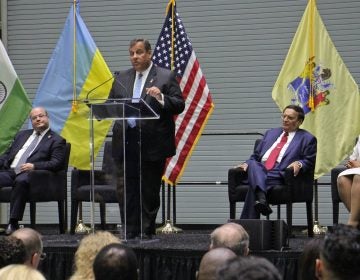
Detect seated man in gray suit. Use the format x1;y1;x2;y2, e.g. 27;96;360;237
0;107;66;235
236;104;317;219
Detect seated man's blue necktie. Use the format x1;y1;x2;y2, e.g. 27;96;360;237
128;73;143;128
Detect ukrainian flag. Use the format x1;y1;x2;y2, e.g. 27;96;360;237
33;2;112;169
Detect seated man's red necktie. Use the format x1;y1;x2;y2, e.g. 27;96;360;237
264;132;289;170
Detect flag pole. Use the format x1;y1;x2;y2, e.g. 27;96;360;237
309;0;326;235
71;0;91;234
156;0;183;235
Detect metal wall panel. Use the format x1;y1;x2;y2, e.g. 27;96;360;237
2;0;359;228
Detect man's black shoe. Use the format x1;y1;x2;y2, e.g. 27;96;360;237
5;224;19;235
254;201;273;216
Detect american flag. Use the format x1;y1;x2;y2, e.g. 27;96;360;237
152;0;214;185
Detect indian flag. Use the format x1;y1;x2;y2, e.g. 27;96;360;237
0;39;31;153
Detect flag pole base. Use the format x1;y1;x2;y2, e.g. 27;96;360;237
75;219;92;234
156;220;183;234
313;220;328;235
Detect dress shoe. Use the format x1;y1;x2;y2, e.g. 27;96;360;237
254;201;273;216
5;224;19;235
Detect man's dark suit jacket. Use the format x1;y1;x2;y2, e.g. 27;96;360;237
109;65;185;161
0;129;66;171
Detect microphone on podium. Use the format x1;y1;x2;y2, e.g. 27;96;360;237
85;74;115;102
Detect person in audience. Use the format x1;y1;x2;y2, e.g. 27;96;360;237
315;224;360;280
337;137;360;227
69;231;121;280
235;104;316;219
217;255;282;280
0;236;26;268
298;238;323;280
196;247;236;280
93;243;138;280
210;222;249;255
11;228;44;268
0;106;66;235
0;264;46;280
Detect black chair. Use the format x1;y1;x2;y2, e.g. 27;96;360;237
0;142;71;234
331;166;346;225
70;141;119;234
228;139;314;237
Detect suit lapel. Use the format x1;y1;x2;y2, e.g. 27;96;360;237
141;66;157;99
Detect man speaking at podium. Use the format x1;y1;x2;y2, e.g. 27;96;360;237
108;38;185;239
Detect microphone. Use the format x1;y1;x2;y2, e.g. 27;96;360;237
85;74;115;101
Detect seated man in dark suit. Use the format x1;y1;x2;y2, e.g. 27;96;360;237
0;107;66;235
236;104;317;219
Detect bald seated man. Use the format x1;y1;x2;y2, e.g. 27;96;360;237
11;228;44;268
210;222;250;255
197;247;237;280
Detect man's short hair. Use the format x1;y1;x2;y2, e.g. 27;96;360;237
217;255;282;280
93;243;138;280
283;104;305;122
0;236;27;268
11;228;43;264
129;38;152;52
320;224;360;280
210;222;249;255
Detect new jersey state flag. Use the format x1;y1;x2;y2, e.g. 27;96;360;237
272;0;360;178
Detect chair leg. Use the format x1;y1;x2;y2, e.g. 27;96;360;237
286;203;293;237
230;202;236;219
100;202;106;230
333;201;339;225
58;201;65;234
306;201;314;237
70;200;79;234
30;202;36;229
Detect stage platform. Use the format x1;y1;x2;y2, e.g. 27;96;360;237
4;224;322;280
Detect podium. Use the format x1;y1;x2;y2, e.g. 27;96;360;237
87;98;159;240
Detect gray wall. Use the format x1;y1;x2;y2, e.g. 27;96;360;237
1;0;360;228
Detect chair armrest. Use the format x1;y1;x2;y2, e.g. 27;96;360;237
228;167;247;202
283;167;313;202
28;170;66;201
71;169;110;196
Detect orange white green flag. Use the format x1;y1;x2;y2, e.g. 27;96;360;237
0;39;32;153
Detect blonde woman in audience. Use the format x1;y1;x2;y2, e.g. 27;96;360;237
0;264;46;280
69;231;121;280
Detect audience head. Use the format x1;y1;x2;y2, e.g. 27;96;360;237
197;247;236;280
0;264;46;280
316;224;360;280
298;237;324;280
0;236;27;268
217;255;282;280
11;228;44;268
70;231;121;280
93;243;138;280
210;222;249;255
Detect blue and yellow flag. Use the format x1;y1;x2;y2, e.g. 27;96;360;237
272;0;360;178
33;2;112;169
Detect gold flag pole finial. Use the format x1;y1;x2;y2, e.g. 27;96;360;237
72;0;78;113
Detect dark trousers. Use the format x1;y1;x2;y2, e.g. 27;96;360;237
240;160;284;219
0;170;30;221
115;127;165;235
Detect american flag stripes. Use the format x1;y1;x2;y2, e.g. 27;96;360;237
152;0;214;185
